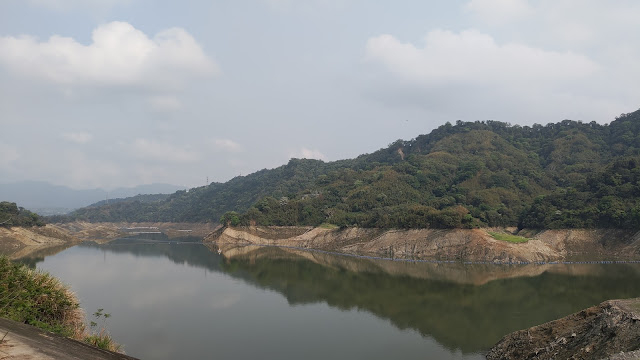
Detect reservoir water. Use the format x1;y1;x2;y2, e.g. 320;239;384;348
14;241;640;359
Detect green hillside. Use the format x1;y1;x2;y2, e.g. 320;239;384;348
65;109;640;229
0;202;44;227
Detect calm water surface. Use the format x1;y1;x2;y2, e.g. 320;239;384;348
21;242;640;359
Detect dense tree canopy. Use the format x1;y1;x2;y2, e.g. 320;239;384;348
65;109;640;229
0;202;44;227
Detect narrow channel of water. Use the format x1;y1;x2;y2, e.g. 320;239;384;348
19;242;640;359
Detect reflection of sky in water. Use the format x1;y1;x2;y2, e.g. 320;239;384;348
37;245;479;360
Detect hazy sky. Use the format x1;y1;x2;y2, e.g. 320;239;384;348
1;0;639;189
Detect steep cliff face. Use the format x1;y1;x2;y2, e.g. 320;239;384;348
487;298;640;360
206;226;640;263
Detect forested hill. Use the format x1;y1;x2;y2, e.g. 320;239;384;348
0;202;44;227
64;109;640;229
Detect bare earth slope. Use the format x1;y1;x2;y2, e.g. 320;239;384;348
0;225;79;259
207;226;640;263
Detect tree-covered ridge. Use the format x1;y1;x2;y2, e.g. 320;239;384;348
71;108;640;229
0;202;44;227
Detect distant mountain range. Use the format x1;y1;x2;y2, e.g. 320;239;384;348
0;181;185;215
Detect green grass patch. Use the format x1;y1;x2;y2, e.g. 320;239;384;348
318;223;339;229
487;231;529;243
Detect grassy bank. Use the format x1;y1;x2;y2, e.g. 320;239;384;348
0;256;121;352
487;231;529;243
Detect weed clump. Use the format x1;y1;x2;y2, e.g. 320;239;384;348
0;256;122;352
84;308;121;352
0;256;84;337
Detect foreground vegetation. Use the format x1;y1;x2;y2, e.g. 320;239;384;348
0;256;121;352
63;109;640;229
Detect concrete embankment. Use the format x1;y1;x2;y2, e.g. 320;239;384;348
487;298;640;360
206;226;640;263
0;317;137;360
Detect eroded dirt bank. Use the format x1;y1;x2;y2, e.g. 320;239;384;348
206;226;640;263
487;298;640;360
0;224;80;259
0;222;219;259
55;221;219;242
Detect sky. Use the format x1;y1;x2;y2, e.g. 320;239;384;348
1;0;639;190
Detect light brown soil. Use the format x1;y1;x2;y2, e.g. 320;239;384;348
55;222;220;242
0;225;81;259
207;226;640;263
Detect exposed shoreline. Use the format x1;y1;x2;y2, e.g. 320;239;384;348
206;226;640;263
0;224;81;259
5;222;640;263
3;222;640;359
0;221;219;259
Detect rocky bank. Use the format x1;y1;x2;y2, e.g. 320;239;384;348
487;298;640;360
206;226;640;263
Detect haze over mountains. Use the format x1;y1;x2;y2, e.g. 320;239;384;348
0;181;185;215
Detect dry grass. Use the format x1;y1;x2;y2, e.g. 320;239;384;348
0;256;121;352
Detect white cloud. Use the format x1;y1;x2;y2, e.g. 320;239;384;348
62;132;93;144
362;28;639;123
365;29;597;89
465;0;533;25
212;139;243;153
131;139;200;163
290;147;326;160
0;21;218;90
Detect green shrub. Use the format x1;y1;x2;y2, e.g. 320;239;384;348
0;256;83;337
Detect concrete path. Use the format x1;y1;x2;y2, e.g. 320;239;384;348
0;317;138;360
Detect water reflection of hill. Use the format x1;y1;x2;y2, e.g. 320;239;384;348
79;241;223;270
216;246;640;353
42;242;640;354
10;243;77;268
218;245;629;285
